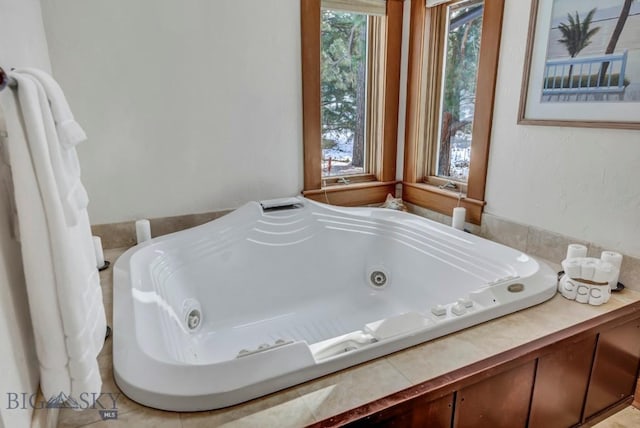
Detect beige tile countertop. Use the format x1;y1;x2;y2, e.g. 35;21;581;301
55;248;640;428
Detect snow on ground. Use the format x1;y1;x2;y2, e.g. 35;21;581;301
322;132;364;176
321;131;471;179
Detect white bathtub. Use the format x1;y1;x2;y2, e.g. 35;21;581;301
113;197;557;411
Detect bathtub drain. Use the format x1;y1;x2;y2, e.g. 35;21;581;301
370;271;387;288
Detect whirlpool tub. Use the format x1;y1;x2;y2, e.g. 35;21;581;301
113;197;557;411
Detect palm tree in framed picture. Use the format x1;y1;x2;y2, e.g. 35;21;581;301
557;8;600;80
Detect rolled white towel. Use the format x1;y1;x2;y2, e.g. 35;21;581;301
580;260;597;281
593;262;614;284
566;244;587;259
601;251;623;289
562;258;582;279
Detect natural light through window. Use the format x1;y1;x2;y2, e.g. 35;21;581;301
321;9;369;177
436;0;484;182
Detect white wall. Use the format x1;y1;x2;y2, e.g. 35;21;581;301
0;1;51;426
485;0;640;258
41;0;303;224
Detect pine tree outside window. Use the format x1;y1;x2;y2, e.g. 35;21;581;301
301;0;402;206
403;0;504;224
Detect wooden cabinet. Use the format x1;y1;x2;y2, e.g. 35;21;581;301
529;335;597;428
323;307;640;428
584;318;640;419
454;361;536;428
345;393;453;428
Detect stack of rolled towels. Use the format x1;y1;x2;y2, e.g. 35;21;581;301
558;244;623;306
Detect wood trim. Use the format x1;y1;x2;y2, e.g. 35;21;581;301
321;173;377;186
424;6;447;181
403;0;506;214
379;0;403;182
517;0;541;128
301;0;403;195
466;0;504;202
517;118;640;131
403;182;484;225
309;300;640;427
303;181;398;206
367;16;385;175
301;0;322;191
402;0;428;183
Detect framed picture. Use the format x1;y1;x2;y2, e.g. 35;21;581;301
518;0;640;130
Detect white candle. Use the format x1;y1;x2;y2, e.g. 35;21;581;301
135;219;152;244
452;207;466;230
93;236;105;269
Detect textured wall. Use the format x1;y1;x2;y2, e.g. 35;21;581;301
41;0;303;224
485;0;640;257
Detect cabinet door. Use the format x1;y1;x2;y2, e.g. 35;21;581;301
529;335;597;428
454;360;536;428
346;393;453;428
584;318;640;419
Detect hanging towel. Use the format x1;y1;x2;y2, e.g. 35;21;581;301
16;69;89;227
5;72;106;402
0;114;21;241
17;68;87;148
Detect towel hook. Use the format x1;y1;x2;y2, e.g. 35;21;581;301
0;66;16;92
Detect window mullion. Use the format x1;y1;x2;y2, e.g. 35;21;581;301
424;5;448;181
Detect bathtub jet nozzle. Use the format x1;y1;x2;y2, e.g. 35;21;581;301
183;299;203;332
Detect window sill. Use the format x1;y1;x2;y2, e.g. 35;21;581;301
303;180;399;206
321;173;377;187
402;181;485;225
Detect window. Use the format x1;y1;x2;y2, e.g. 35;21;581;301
435;0;483;182
403;0;504;224
321;9;369;178
301;0;403;206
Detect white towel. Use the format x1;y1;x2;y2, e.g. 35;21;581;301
17;68;87;148
0;117;21;241
6;72;106;402
14;70;89;227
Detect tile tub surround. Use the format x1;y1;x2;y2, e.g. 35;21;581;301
479;212;640;292
405;202;639;292
92;210;231;249
93;202;472;249
50;247;640;428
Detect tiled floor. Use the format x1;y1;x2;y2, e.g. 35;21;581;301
593;406;640;427
54;247;640;428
